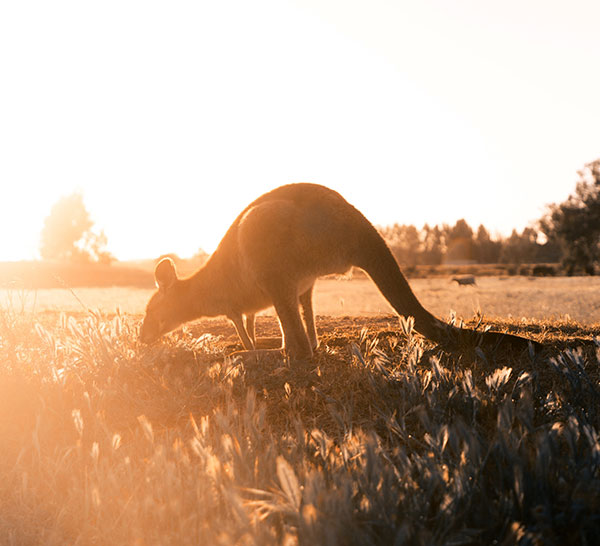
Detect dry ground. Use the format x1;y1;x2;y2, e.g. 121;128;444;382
5;275;600;324
1;276;600;544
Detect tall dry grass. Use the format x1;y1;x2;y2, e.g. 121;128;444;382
1;303;599;544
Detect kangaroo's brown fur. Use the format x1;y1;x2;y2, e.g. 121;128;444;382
140;183;535;357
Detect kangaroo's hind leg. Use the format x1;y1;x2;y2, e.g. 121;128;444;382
270;287;313;360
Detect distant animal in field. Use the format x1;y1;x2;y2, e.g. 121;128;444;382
140;183;536;358
452;275;477;286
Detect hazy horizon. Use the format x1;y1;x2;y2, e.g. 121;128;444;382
2;0;599;261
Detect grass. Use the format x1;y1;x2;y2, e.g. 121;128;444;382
0;260;560;291
1;293;600;544
5;275;600;323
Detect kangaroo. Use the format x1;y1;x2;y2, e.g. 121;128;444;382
452;275;476;286
140;183;536;357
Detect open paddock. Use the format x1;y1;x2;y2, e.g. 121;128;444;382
3;275;600;325
2;275;600;544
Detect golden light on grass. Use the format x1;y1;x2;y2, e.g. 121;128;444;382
1;297;600;542
1;1;600;542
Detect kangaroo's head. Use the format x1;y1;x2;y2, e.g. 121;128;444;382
139;258;188;344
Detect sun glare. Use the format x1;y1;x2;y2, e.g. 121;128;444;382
3;4;600;543
1;1;599;262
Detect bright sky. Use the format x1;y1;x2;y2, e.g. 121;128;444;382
1;0;599;261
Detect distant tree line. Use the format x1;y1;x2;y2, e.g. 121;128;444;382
378;221;560;268
38;158;600;274
379;158;600;275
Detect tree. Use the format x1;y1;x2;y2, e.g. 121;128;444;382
421;224;444;265
473;225;501;264
500;227;540;265
540;159;600;275
379;224;422;267
40;193;113;263
444;219;474;263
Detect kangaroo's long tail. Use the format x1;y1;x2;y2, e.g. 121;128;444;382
355;224;537;351
355;228;449;341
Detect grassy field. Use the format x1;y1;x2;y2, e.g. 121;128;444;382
5;275;600;323
1;277;600;544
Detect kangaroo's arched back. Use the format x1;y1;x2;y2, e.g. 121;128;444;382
140;183;538;357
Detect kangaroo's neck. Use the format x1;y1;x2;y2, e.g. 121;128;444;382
182;256;231;318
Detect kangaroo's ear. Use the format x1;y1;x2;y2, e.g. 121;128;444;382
155;257;178;290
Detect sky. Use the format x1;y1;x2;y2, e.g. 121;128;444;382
1;0;599;261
